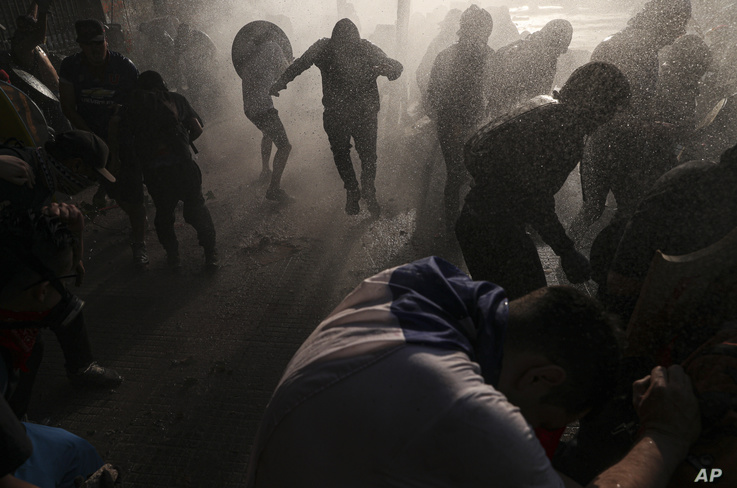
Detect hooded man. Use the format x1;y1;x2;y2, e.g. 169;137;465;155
487;19;574;116
271;18;403;217
456;62;631;300
590;0;691;116
427;5;495;232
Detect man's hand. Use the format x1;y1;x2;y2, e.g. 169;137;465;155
42;203;85;286
633;365;701;446
0;155;36;189
269;81;284;97
560;249;591;283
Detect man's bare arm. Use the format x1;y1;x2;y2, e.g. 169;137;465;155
558;366;700;488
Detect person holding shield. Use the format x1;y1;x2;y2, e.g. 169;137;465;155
237;25;293;202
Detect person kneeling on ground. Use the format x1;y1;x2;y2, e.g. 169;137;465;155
0;132;122;391
246;256;701;487
0;207;121;488
118;70;219;270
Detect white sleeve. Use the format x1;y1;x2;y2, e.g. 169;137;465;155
410;387;566;488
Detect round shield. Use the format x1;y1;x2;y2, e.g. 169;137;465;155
11;68;58;102
231;21;293;78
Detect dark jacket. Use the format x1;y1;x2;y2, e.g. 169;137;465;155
276;36;402;114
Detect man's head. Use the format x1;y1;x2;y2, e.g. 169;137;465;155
628;0;691;48
536;19;573;55
558;61;631;128
137;70;168;92
331;18;361;46
75;19;108;66
497;286;623;429
458;5;493;46
660;33;711;82
0;209;77;313
44;130;114;186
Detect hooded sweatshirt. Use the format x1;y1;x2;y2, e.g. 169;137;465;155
275;18;403;114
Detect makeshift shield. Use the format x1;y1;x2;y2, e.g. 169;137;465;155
231;21;293;78
0;80;51;147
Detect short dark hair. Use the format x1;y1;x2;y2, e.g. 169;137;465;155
137;70;168;92
0;208;77;302
506;286;623;415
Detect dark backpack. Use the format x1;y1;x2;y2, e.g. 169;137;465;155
124;89;192;168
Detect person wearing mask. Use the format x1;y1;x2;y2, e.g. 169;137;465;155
239;31;293;202
456;62;631;300
270;18;403;217
426;5;494;233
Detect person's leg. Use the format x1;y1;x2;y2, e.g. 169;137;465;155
6;337;44;418
456;207;547;300
145;168;181;264
180;161;218;267
353;111;380;216
115;158;149;267
259;110;293;200
323;110;360;214
258;133;273;183
52;306;122;388
437;119;468;233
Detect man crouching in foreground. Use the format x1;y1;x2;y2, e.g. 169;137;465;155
246;256;700;487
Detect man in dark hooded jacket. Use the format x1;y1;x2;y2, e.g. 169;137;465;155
427;5;494;233
487;18;574;116
590;0;691;117
270;18;403;216
456;62;631;300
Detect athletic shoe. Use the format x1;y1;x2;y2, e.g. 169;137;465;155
205;248;220;269
365;194;381;217
131;242;149;267
68;362;123;388
345;190;360;215
265;188;295;203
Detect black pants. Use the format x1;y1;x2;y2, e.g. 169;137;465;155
144;159;216;254
437;116;473;226
456;205;547;300
323;108;378;196
5;299;94;417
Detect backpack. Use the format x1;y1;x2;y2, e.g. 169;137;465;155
124;89;192;169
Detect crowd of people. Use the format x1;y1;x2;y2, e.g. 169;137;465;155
2;0;737;485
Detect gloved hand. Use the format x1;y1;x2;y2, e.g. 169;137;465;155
560;249;591;284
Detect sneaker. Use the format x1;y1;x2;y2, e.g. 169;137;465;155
204;248;220;269
167;252;182;269
131;242;149;267
265;187;295;203
345;190;361;215
365;194;381;217
68;362;123;388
